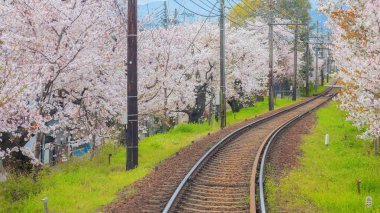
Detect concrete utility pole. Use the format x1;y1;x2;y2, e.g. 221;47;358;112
163;1;169;29
268;0;275;111
327;51;330;83
305;24;311;97
162;1;169;133
219;0;227;129
292;25;298;101
326;33;331;83
314;21;319;92
126;0;138;171
321;26;325;86
174;8;178;25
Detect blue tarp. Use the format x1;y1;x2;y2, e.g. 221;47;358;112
71;143;92;157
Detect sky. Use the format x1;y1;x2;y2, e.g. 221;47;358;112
137;0;326;26
138;0;320;8
138;0;159;5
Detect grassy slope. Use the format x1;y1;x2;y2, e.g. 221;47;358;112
0;97;297;213
266;102;380;212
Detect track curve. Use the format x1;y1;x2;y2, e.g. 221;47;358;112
163;89;337;213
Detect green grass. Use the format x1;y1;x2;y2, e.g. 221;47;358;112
313;85;326;95
300;83;326;97
266;102;380;212
0;97;298;213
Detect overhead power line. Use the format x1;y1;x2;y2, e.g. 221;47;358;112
174;0;219;18
185;1;218;51
190;0;220;16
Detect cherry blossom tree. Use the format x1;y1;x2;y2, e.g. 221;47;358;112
0;0;128;162
137;20;295;123
137;23;218;124
0;1;301;164
320;0;380;139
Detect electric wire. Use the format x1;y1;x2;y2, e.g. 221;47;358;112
190;0;220;17
185;3;218;52
174;0;219;18
226;0;255;16
236;0;258;12
201;0;219;11
273;6;295;21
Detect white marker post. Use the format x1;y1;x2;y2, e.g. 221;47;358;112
42;198;48;212
366;196;373;208
325;134;329;146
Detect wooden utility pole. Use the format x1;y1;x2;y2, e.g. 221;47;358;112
220;0;227;129
314;21;319;92
292;25;298;101
126;0;138;171
305;24;310;97
268;0;275;111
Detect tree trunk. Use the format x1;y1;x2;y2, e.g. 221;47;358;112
227;98;242;113
163;88;168;132
208;96;213;126
188;84;207;123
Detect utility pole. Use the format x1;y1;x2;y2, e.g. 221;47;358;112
321;26;325;86
219;0;227;129
163;1;169;29
126;0;138;171
326;33;330;83
163;1;169;132
327;51;330;83
305;24;310;97
292;25;298;101
268;0;275;111
173;8;178;25
314;21;319;92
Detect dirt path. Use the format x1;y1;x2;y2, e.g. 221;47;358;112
266;113;317;183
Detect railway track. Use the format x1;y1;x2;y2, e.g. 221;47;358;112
163;88;337;213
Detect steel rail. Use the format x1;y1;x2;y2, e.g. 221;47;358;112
255;89;337;213
163;88;333;213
